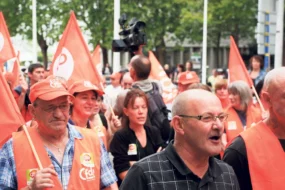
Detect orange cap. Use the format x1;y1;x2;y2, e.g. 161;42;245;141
68;80;104;96
178;71;200;85
29;76;73;103
110;72;122;80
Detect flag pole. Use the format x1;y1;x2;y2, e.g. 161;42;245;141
202;0;208;84
22;125;43;169
251;85;265;112
32;0;38;63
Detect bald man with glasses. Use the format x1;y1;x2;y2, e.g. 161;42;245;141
120;89;240;190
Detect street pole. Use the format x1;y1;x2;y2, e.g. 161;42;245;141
32;0;37;63
274;0;284;68
113;0;121;72
202;0;208;84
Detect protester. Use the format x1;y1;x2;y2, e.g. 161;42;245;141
185;60;193;71
14;63;45;122
214;79;230;110
68;80;110;146
120;72;133;89
224;80;262;143
172;64;185;84
104;72;122;107
248;55;266;88
110;89;165;185
129;55;170;142
177;71;200;93
0;76;118;189
223;67;285;190
120;89;240;190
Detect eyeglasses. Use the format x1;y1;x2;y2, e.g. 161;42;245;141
178;113;228;123
39;104;70;113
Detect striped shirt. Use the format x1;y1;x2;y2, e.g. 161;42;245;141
0;124;117;189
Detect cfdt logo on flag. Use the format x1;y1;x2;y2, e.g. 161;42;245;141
53;47;74;81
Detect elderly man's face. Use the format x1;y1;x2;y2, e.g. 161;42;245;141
180;96;224;156
31;96;70;133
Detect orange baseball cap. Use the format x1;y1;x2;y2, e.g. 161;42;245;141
29;76;73;103
110;72;122;80
178;71;200;85
68;80;104;96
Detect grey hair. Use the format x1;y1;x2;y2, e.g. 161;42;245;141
228;81;252;108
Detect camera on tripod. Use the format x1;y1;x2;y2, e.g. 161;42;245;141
112;14;147;53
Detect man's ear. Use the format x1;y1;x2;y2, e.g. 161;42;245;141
172;116;185;135
262;91;271;108
28;104;36;118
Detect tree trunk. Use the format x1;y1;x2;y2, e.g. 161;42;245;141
101;46;108;65
156;38;166;65
38;34;48;69
215;32;221;68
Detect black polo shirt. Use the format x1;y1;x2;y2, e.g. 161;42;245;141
120;142;240;190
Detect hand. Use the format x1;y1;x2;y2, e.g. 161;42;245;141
156;147;162;153
111;115;121;129
30;164;57;190
133;45;144;55
19;80;28;94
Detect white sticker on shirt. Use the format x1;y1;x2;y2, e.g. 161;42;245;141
228;121;237;130
128;144;137;155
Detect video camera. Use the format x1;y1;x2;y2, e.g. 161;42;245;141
112;14;147;53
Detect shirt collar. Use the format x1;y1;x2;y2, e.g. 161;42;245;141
164;142;222;178
67;123;83;140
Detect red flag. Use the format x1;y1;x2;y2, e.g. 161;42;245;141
92;45;101;66
50;11;102;89
0;12;16;64
11;51;20;87
0;69;25;148
149;51;178;104
228;36;253;86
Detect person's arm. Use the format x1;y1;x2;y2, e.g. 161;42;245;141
223;136;252;190
109;131;132;181
99;139;118;189
120;164;148;190
0;139;17;190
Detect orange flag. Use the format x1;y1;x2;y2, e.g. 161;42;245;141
228;36;253;86
50;11;102;89
11;51;20;87
0;69;25;148
149;51;178;104
0;12;16;64
92;45;101;66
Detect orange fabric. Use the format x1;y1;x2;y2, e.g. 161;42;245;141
0;12;16;64
91;45;101;66
228;36;253;87
240;122;285;189
68;80;104;96
13;126;101;190
225;105;262;142
177;71;200;85
21;107;33;122
148;51;178;104
0;69;25;148
29;76;72;103
49;11;102;89
11;51;20;87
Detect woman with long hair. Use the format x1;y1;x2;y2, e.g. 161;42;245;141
110;89;165;185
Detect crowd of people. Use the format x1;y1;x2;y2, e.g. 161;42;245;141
0;52;284;190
